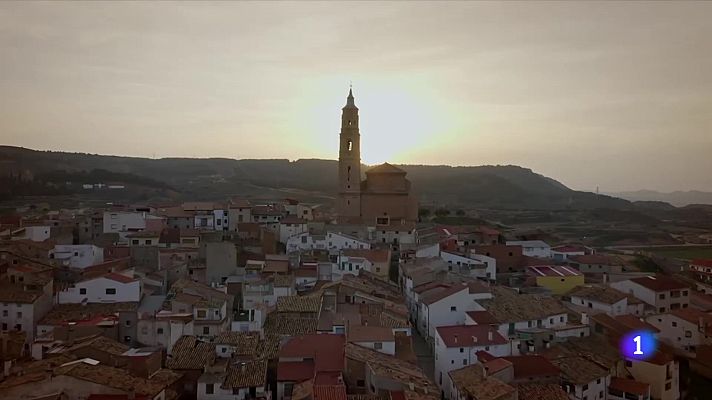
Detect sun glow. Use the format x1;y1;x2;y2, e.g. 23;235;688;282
292;77;457;166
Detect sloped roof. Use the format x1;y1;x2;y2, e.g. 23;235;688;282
365;163;406;175
222;360;267;389
167;335;215;370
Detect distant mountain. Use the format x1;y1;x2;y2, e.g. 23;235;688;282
608;190;712;207
0;145;632;210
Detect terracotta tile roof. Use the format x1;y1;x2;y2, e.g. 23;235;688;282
40;302;138;325
436;325;507;347
365;163;406;175
264;313;318;336
448;364;515;400
483;358;512;375
379;312;410;329
229;198;252;209
630;275;689;291
277;360;314;381
548;355;608;384
477;287;568;323
103;272;137;284
466;311;499;325
421;283;468;306
280;334;345;373
214;332;260;356
276;296;321;313
517;384;568;400
345;343;434;395
281;216;308;224
501;356;560;379
342;249;391;263
167;335;215;370
125;231;161;238
348;326;395;343
55;362;181;398
313;384;348;400
609;377;649;395
222;359;267;389
669;308;712;326
566;285;627;304
0;283;44;303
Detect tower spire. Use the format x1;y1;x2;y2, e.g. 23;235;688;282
344;85;356;109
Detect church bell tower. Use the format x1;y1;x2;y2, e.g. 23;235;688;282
337;88;362;221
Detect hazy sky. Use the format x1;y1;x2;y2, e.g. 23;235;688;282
1;2;711;192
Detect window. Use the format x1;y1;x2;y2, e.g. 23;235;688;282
463;359;467;365
285;383;294;396
560;316;565;322
145;239;152;245
374;342;382;349
450;306;457;312
1;323;5;330
80;288;87;295
222;347;227;353
659;293;666;299
132;239;139;245
106;288;116;295
206;383;214;394
197;310;207;318
685;331;692;338
157;328;164;334
1;311;6;317
203;326;210;335
583;384;588;390
596;378;601;384
16;312;22;318
357;380;365;387
124;336;131;343
460;348;464;353
125;320;131;327
665;382;672;391
672;321;677;327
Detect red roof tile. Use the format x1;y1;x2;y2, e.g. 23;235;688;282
691;259;712;268
277;360;314;382
501;356;560;379
609;377;649;395
103;272;136;284
313;385;347;400
466;311;499;325
551;245;587;253
280;334;345;373
630;276;688;291
436;325;507;347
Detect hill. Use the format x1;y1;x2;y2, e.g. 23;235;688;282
0;145;630;210
608;190;712;207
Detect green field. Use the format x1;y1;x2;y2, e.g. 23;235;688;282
636;246;712;260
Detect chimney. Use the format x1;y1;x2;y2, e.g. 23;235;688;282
487;331;493;341
454;334;458;344
602;273;608;285
581;312;589;325
409;382;415;391
472;335;477;344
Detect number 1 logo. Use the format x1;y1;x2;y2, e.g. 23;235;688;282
633;335;643;355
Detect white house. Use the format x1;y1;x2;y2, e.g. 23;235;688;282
441;251;496;281
278;217;308;244
326;232;371;251
567;285;632;316
434;324;512;397
10;226;51;242
645;309;712;355
213;208;229;232
417;283;492;340
103;211;146;234
611;276;690;313
505;240;551;258
347;326;396;356
51;244;104;269
57;273;141;304
550;245;587;261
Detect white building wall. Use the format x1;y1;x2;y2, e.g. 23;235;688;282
646;314;705;353
279;223;308;244
415;243;440;258
422;289;483;340
213;210;229;231
570;295;628;316
57;277;141;304
13;226;51;242
0;302;34;337
52;245;104;269
103;211;146;234
326;232;371;251
506;241;551;258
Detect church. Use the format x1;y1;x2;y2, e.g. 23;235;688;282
336;89;418;225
